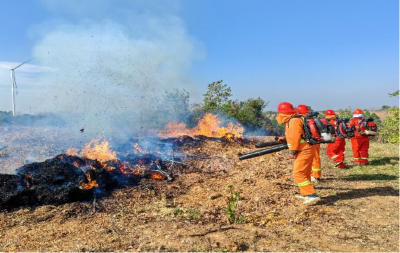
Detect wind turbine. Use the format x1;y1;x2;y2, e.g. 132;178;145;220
1;58;34;116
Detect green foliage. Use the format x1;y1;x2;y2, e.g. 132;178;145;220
389;90;399;97
368;112;382;128
379;90;399;143
226;185;246;224
186;208;201;220
336;107;353;120
381;105;391;111
202;80;232;111
174;208;183;216
221;97;268;128
200;80;281;134
380;106;399;143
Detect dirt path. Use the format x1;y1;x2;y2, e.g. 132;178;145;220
0;140;398;252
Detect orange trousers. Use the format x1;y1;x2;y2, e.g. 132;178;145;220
311;144;321;179
351;136;369;164
293;144;316;196
327;137;346;168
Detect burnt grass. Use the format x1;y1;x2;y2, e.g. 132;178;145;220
0;138;399;252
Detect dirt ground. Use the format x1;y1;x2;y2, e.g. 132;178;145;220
0;136;399;252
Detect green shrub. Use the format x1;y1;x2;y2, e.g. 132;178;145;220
380;106;399;143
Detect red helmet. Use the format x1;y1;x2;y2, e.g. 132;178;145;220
325;109;336;116
353;108;363;114
296;104;310;114
277;102;296;113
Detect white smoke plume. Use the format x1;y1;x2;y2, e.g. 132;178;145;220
32;0;204;135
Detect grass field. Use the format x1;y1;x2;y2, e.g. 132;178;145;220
322;141;399;187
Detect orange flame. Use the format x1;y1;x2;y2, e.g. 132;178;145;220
66;148;79;156
79;172;98;190
150;172;166;180
157;113;244;138
80;139;117;162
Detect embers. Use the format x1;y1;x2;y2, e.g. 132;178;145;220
0;153;173;210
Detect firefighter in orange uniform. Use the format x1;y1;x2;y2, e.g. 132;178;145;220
350;108;369;165
325;109;346;168
275;102;320;204
296;105;322;182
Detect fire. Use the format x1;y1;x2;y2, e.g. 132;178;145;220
150;171;165;180
79;172;98;190
66;148;79;156
80;139;117;162
157;113;244;138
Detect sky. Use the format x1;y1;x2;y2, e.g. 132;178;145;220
0;0;398;116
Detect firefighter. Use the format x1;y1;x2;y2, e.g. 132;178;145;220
350;108;369;165
296;105;322;182
275;102;320;204
325;110;346;169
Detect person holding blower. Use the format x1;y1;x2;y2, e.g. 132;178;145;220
275;102;320;204
296;105;322;182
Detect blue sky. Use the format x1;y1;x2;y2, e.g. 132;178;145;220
0;0;398;115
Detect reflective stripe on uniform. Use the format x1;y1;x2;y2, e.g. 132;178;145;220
287;140;305;148
354;157;361;160
331;155;339;159
361;157;369;160
298;180;311;187
312;168;322;172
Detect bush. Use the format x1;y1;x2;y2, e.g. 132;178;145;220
379;91;399;143
221;98;268;128
380;107;399;143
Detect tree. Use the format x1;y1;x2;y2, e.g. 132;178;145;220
389;90;399;97
202;80;232;111
222;98;268;128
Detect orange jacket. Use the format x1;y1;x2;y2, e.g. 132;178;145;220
276;113;311;151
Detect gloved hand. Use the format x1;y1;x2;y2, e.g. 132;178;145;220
288;150;298;159
275;136;286;143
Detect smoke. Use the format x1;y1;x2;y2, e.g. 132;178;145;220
32;0;204;136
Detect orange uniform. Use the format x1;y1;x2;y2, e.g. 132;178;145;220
326;114;346;169
296;105;322;179
311;144;322;178
276;113;316;196
350;117;369;165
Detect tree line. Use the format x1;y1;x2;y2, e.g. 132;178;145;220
0;82;398;143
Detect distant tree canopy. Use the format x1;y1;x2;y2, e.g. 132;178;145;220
202;80;232;111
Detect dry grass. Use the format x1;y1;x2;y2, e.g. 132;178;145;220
0;137;399;252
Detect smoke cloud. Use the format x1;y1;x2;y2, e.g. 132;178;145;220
32;0;204;136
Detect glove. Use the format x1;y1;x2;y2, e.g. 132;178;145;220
275;136;286;143
288;150;298;159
